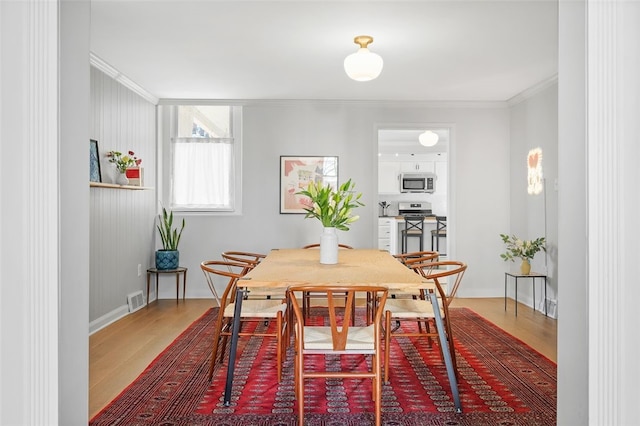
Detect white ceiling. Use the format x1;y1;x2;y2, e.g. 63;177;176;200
90;0;558;102
378;128;449;156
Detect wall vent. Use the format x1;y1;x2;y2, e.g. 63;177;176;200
127;291;145;313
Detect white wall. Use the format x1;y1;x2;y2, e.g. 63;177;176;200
555;1;640;423
508;83;559;314
89;67;157;328
165;101;511;301
616;5;640;421
60;2;91;423
557;1;588;423
0;0;90;424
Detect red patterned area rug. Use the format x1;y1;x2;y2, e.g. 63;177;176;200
90;307;556;426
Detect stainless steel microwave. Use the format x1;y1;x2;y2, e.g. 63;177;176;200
399;173;436;193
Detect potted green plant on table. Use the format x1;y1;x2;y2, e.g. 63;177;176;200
296;178;364;264
156;207;186;270
500;234;546;275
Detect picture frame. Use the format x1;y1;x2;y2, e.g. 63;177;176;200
90;139;102;183
280;155;338;214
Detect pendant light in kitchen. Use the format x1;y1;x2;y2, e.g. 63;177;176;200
419;130;439;147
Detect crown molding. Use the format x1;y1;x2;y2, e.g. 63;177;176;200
89;53;159;105
507;74;558;107
158;98;509;109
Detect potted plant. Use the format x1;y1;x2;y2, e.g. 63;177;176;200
156;206;185;270
296;179;364;264
500;233;546;275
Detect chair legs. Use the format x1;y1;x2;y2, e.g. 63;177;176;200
384;312;392;383
208;312;229;381
208;312;286;382
431;232;447;253
402;233;424;253
295;354;382;426
295;341;305;426
384;314;458;384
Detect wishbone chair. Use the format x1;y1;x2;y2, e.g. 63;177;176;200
384;260;467;383
200;260;288;382
221;251;282;299
288;285;388;426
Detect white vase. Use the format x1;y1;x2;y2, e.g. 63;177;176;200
320;227;338;264
116;172;129;185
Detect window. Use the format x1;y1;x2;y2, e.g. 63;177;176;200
168;105;242;212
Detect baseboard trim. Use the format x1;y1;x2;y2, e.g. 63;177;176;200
89;305;130;335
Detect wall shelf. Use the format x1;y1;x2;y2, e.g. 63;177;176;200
90;182;152;190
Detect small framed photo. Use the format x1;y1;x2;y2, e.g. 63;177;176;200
280;155;338;214
90;139;102;182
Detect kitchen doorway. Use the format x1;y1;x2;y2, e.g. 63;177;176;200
377;127;451;256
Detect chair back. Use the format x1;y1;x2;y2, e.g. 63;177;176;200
287;285;388;352
302;243;354;249
403;215;425;234
401;251;440;270
221;251;265;275
408;260;467;306
200;260;247;306
435;216;447;234
394;250;439;265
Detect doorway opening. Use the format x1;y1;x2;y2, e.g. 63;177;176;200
376;127;451;256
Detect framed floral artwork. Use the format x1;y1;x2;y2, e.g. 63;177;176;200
280;156;338;214
90;139;102;183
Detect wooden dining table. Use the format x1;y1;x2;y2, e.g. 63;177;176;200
222;248;461;412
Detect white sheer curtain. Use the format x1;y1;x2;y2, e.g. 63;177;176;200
171;138;233;208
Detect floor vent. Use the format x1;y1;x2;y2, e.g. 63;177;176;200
127;291;145;313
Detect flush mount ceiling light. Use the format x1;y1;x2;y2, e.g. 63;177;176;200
344;35;383;82
419;130;439;147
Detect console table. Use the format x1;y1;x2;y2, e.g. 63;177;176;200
504;272;547;316
146;267;188;305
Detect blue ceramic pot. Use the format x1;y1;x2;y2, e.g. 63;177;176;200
156;250;179;270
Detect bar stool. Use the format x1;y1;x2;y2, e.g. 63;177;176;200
431;216;447;254
401;215;425;253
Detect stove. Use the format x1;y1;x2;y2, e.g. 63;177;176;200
398;202;433;217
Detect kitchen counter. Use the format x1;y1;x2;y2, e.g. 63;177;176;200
379;216;438;222
378;216;442;254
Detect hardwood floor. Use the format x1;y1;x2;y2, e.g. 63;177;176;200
89;299;213;418
451;297;557;362
89;297;557;419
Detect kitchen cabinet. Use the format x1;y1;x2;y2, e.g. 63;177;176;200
378;218;397;255
379;155;447;195
434;161;447;195
378;162;400;194
400;161;435;173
